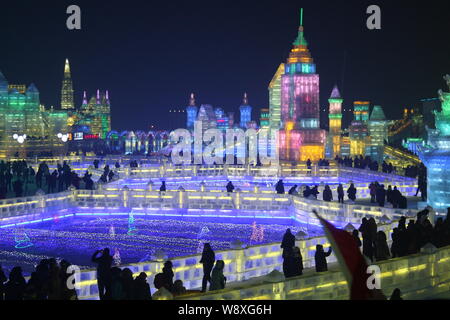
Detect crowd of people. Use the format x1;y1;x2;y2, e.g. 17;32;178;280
0;258;78;300
0;160;101;199
334;155;390;173
279;207;450;299
0;158;133;199
91;248;152;300
87;243;227;300
369;182;408;208
98;165;116;184
281;228;334;277
0;160;32;199
354;207;450;263
275;179;416;208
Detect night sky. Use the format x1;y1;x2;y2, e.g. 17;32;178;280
0;0;449;131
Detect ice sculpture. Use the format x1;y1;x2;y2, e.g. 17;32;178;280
418;75;450;211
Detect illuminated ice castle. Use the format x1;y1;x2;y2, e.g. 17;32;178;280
269;9;325;161
0;70;68;158
419;75;450;210
75;89;112;139
185;93;251;132
63;59;112;139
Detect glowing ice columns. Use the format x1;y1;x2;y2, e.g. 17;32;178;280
419;75;450;211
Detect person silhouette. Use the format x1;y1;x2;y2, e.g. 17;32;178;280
200;243;215;292
91;248;113;300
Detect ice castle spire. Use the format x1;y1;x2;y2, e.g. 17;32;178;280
293;8;308;47
61;58;74;109
189;92;196;106
82;91;88;105
330;85;342;100
243;92;248;105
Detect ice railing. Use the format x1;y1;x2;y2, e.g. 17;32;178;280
0;184;418;226
73;220;401;300
178;246;450;300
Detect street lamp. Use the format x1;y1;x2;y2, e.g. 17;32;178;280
13;134;27;144
57;133;69;142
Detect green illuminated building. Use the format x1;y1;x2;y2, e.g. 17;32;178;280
77;90;111;139
0;70;68;158
367;105;388;162
260;108;270;128
269;63;284;129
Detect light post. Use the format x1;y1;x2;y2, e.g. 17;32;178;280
13;133;27;144
12;133;27;159
57;133;69;142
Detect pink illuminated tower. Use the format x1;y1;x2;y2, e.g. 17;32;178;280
276;9;325;161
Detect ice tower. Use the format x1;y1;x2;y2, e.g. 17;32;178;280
270;9;325;161
239;93;252;129
368;105;388;162
349;101;370;157
419;75;450;211
186;93;198;130
325;85;343;158
61;59;75;110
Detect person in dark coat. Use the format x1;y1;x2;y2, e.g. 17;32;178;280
120;268;135;300
303;186;311;198
376;185;386;207
291;247;304;277
390;228;401;258
281;228;296;277
200;243;215;292
282;246;294;278
91;248;113;300
375;231;391;261
281;228;296;256
209;260;226;291
337;184;344;203
359;218;374;262
13;179;23;198
162;261;174;292
226;181;235;193
4;266;26;300
288;185;298;195
160;181;167;192
28;166;35;183
399;196;408;209
315;245;332;272
347;183;357;202
108;170;115;182
369;182;377;203
391;187;402;208
398;216;407;232
173;280;187;296
110;267;123;300
310;185;319;199
275;180;285;194
323;185;333;202
386;185;393;205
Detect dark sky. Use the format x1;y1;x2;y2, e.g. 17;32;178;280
0;0;449;131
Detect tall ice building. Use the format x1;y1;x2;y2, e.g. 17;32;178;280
269;9;325;161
